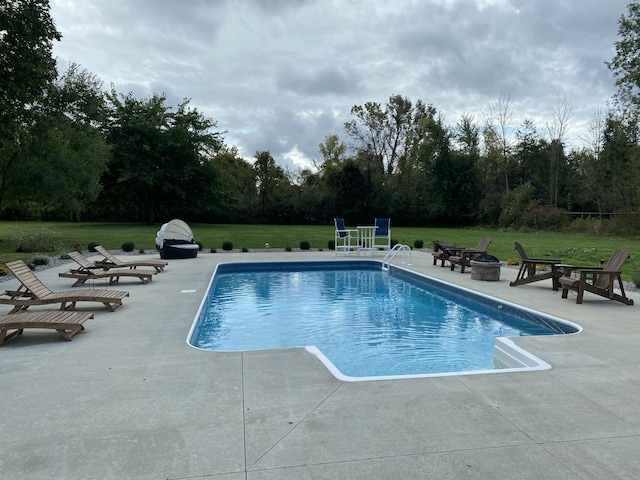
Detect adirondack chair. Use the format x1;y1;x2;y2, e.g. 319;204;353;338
509;242;562;290
558;248;634;305
448;237;492;273
431;240;457;267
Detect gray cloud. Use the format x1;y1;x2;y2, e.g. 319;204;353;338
51;0;628;171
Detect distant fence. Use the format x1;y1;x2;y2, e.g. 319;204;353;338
563;212;640;220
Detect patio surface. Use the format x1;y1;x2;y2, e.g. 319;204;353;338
1;249;640;479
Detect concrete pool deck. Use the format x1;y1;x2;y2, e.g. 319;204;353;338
1;249;639;479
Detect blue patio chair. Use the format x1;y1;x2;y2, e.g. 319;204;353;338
334;218;359;256
373;218;391;252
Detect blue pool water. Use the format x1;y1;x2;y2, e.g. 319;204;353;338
188;261;578;380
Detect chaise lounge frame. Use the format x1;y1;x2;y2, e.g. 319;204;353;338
59;251;155;287
0;310;93;345
0;260;129;313
93;246;168;272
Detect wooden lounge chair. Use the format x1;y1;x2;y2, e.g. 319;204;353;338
93;246;168;272
448;237;492;273
0;310;93;345
559;248;634;305
59;251;156;287
509;242;562;290
431;240;457;267
0;260;129;313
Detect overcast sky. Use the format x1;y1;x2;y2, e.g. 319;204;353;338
50;0;629;172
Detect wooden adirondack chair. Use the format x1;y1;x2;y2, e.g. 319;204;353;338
558;248;634;305
448;237;492;273
431;240;457;267
509;242;562;290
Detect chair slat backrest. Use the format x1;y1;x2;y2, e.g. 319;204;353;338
596;248;630;289
94;245;123;265
374;218;390;237
68;251;94;270
334;218;348;238
514;242;528;260
5;260;54;299
476;237;492;253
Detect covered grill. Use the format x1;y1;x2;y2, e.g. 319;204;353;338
155;219;199;259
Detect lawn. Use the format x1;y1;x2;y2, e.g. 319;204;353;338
0;221;639;281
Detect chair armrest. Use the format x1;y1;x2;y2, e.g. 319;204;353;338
578;268;621;275
556;264;602;275
526;258;562;264
460;249;485;255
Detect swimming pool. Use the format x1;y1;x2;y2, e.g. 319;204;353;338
188;260;580;381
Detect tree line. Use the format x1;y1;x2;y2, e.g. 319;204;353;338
3;0;640;233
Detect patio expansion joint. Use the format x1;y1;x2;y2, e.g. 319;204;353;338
243;369;345;472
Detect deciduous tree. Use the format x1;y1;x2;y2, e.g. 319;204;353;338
0;0;61;209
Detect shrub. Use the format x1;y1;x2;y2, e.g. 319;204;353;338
632;271;640;289
285;246;292;252
196;241;203;251
300;240;310;250
413;239;424;249
506;257;520;266
121;241;135;252
139;249;145;254
8;227;63;253
71;242;83;252
241;247;248;252
607;211;640;236
30;254;50;266
522;205;569;230
0;266;9;276
87;242;99;252
328;240;335;250
222;241;233;251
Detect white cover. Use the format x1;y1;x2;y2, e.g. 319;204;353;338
155;219;194;247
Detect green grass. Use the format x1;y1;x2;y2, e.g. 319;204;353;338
0;221;639;281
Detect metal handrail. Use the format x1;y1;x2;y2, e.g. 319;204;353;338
381;244;412;271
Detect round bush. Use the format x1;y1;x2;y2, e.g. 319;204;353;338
414;239;424;249
121;241;135;252
87;242;99;252
30;254;50;266
222;241;233;251
300;240;310;250
328;240;335;250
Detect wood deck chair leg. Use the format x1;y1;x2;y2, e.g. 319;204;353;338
55;326;84;341
576;276;586;304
